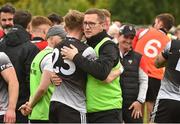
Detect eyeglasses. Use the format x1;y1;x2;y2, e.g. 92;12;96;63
83;21;101;28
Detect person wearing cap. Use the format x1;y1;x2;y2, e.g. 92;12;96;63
118;25;148;123
18;25;67;123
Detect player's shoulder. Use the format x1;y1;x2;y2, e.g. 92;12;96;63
0;52;8;59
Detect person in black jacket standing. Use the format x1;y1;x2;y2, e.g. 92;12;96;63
0;10;40;123
118;25;148;123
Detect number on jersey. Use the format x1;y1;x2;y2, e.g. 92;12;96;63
144;39;161;58
52;48;76;75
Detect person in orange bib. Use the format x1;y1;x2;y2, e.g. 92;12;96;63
133;13;175;122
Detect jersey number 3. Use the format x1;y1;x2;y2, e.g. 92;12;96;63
52;48;76;75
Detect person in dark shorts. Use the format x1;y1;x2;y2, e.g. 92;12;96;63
118;25;148;123
133;13;175;121
151;39;180;123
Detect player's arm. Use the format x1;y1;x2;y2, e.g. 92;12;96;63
137;56;148;104
28;54;54;109
1;67;19;123
61;43;119;81
104;62;124;83
155;53;167;68
19;70;53;116
155;41;171;68
28;70;52;108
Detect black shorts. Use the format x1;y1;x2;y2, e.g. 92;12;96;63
30;120;49;123
87;109;123;123
151;99;180;123
146;77;161;102
122;107;143;123
49;101;86;123
0;115;4;123
16;109;28;123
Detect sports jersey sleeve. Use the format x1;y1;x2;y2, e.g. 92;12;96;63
0;52;13;72
137;68;148;103
73;42;119;80
40;53;53;72
139;55;148;74
132;29;147;49
162;41;171;60
132;32;140;49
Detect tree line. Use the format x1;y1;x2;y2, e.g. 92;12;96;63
0;0;179;25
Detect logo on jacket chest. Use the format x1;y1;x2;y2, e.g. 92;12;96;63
128;59;133;64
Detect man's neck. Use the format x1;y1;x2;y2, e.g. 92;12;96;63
67;30;83;40
119;46;130;56
31;33;45;40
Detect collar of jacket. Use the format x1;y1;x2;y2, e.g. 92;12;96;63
159;28;167;34
32;37;45;41
86;30;110;48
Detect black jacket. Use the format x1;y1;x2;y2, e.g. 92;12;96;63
73;30;119;80
120;50;142;107
0;25;40;108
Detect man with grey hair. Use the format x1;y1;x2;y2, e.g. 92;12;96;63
19;25;67;123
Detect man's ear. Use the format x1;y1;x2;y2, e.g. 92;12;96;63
64;26;68;32
101;22;106;30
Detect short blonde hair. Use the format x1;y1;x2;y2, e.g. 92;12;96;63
64;10;84;30
101;9;111;18
31;16;52;29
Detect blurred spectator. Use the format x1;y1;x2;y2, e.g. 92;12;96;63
101;9;111;31
0;3;15;40
108;23;119;44
112;20;122;28
47;13;63;26
30;16;52;50
174;25;180;40
13;10;32;29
